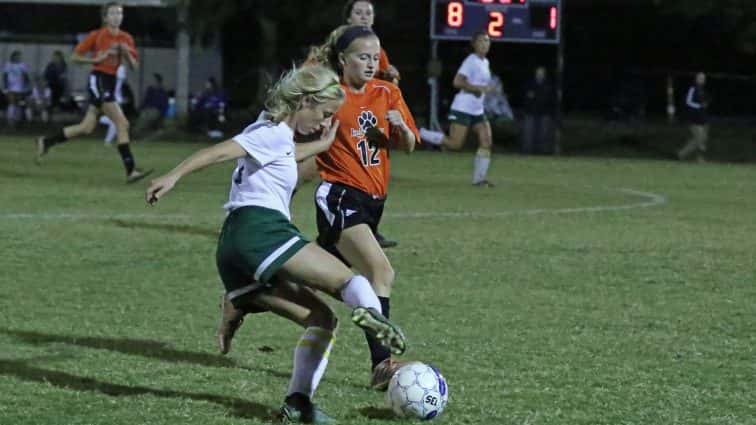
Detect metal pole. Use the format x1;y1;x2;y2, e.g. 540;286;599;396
554;0;565;155
429;40;441;131
175;0;191;120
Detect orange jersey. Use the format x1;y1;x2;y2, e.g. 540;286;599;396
74;28;137;76
317;79;419;198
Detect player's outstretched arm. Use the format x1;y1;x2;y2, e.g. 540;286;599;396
294;119;339;161
146;140;246;205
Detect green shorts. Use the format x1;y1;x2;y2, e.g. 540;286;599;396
448;109;488;126
216;206;309;304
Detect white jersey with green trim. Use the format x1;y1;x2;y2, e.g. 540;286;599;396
450;53;491;116
224;120;297;220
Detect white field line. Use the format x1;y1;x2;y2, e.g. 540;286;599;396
1;188;667;222
0;212;194;221
385;188;667;219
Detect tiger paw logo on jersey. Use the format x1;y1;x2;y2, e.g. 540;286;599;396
352;110;379;138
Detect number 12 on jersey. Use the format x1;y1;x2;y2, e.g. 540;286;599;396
357;140;381;167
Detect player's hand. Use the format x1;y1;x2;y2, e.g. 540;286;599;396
386;110;407;131
467;87;483;97
386;65;400;79
146;174;179;205
93;51;111;64
318;118;339;148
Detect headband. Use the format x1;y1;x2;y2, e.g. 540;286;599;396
304;82;342;96
335;26;375;53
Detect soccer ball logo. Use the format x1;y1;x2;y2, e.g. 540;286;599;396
386;362;449;420
357;110;378;133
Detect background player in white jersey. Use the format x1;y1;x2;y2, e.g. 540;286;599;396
145;64;406;423
99;64;127;145
419;32;497;187
3;51;31;127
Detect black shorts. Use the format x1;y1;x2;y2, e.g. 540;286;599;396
87;71;117;107
315;181;385;250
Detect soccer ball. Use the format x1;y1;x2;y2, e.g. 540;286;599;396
386;362;448;420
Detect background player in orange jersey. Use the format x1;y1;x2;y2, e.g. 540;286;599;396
217;26;419;391
36;2;151;183
343;0;400;85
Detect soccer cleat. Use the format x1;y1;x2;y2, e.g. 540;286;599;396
126;168;154;184
278;401;336;424
375;232;398;249
217;294;245;355
472;179;495;188
351;307;406;356
370;357;409;391
35;136;49;164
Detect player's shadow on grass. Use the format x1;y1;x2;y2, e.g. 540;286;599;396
0;328;235;368
107;219;219;239
0;168;30;178
0;328;364;390
0;357;275;421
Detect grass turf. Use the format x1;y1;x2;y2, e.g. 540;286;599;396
0;135;754;424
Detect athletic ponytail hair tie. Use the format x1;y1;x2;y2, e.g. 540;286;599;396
335;26;376;53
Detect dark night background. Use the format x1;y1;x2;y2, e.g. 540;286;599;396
2;0;754;120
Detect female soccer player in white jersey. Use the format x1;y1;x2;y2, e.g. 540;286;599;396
420;32;497;187
145;64;406;424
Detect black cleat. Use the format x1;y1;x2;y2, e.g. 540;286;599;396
126;168;154;184
351;307;406;355
375;232;398;249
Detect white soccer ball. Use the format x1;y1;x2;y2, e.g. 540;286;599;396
386;362;448;420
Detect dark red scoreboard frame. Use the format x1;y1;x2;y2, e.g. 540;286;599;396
430;0;561;44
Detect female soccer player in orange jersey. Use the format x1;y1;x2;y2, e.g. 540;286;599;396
342;0;401;248
309;25;419;390
36;2;151;183
343;0;400;85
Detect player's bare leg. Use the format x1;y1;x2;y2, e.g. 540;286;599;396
36;105;98;163
101;102;152;182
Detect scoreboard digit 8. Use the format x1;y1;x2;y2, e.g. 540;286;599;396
430;0;561;44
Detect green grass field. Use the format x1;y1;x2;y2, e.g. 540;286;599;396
1;135;754;425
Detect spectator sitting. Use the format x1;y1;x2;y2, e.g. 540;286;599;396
190;77;227;138
133;72;169;136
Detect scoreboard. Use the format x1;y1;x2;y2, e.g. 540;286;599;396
430;0;561;44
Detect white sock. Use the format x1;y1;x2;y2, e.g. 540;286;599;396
24;107;33;122
473;148;491;183
287;327;335;398
99;116;116;144
419;127;445;145
340;275;381;312
105;122;117;143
